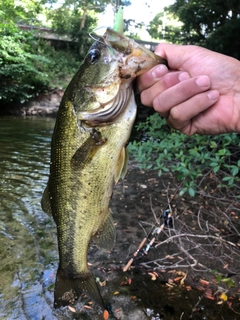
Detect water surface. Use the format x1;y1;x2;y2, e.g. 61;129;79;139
0;117;58;319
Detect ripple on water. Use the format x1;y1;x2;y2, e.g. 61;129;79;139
0;117;59;319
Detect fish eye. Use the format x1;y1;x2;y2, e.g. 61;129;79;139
89;49;100;64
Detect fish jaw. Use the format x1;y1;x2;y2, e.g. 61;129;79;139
119;46;167;78
103;28;168;78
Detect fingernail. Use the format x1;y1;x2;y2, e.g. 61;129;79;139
151;64;168;79
207;90;219;101
178;72;190;81
196;75;210;87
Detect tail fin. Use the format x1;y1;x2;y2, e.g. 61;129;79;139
54;267;105;310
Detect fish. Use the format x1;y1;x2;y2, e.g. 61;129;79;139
41;27;167;310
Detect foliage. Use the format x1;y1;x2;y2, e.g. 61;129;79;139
0;0;44;24
205;17;240;59
47;6;98;57
128;113;240;196
47;0;132;57
149;0;240;58
0;22;80;107
147;11;184;43
0;22;50;105
46;0;106;58
36;42;80;90
211;270;236;289
0;0;133;107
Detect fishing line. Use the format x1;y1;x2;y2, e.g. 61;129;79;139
89;27;117;56
89;26;110;44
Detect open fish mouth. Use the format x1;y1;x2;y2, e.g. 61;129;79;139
77;27;167;126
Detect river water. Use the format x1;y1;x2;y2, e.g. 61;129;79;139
0;117;59;319
1;116;240;320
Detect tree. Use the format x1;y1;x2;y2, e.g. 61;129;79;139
0;0;44;24
0;22;50;106
47;0;132;56
147;11;185;43
166;0;240;58
148;1;240;58
205;16;240;59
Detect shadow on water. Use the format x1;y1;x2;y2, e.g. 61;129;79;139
0;117;240;320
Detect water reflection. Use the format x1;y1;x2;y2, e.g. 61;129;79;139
0;117;58;319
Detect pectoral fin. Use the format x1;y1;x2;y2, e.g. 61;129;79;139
71;129;107;171
41;184;52;215
114;147;128;184
120;147;128;180
92;210;116;251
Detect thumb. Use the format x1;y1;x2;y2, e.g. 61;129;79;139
154;43;196;71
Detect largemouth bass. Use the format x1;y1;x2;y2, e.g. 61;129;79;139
41;28;167;310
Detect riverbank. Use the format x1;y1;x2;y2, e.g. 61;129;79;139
3;89;64;117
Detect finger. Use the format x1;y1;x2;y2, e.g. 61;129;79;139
154;43;202;71
167;90;220;134
136;64;168;93
140;71;190;107
152;75;211;117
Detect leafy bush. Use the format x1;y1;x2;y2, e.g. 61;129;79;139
34;41;80;90
128;113;240;196
0;22;50;105
0;22;80;107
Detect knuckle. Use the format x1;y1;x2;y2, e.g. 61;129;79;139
178;82;191;97
170;106;182;121
153;94;164;112
161;73;177;88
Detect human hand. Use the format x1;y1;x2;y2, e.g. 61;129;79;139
136;43;240;135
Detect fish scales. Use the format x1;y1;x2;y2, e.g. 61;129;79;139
41;28;167;310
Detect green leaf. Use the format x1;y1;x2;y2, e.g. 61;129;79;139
188;187;196;197
222;176;232;181
213;165;220;173
210;141;217;149
230;165;239;176
210;162;218;167
179;188;187;196
216;274;222;283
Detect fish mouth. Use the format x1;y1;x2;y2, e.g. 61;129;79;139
103;28;168;78
119;49;167;78
77;28;168;126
